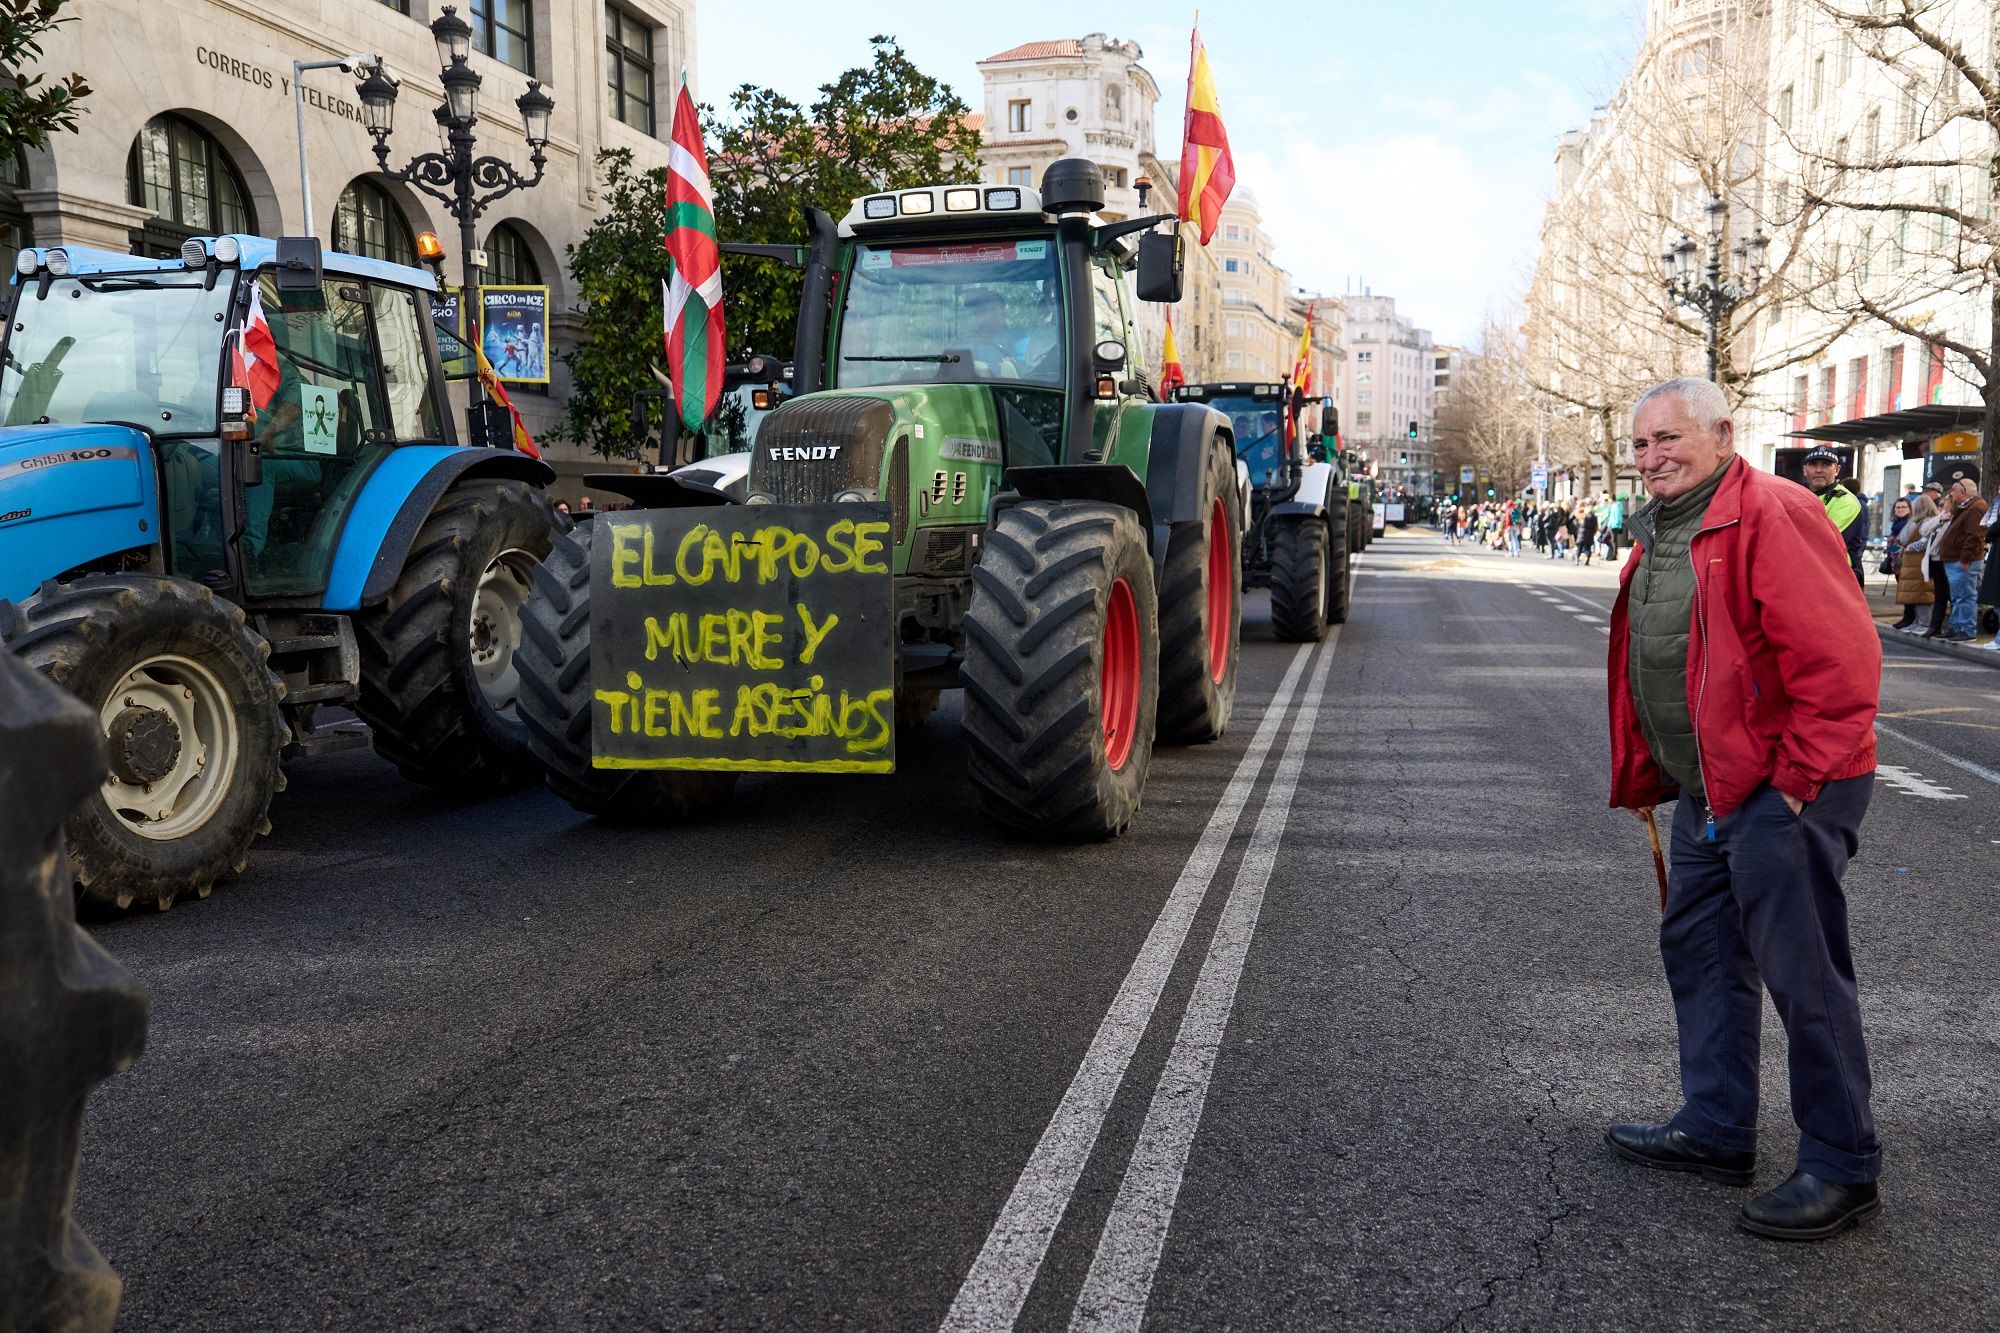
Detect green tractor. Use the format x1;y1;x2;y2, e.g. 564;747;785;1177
516;160;1241;837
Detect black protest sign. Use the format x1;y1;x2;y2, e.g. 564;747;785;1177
589;505;897;773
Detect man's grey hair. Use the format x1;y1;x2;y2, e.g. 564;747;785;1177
1632;377;1730;430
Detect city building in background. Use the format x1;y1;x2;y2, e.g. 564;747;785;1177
6;0;693;492
1213;191;1293;380
976;35;1158;223
1334;291;1435;491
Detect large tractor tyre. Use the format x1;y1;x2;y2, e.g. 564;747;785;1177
0;575;286;910
355;478;560;795
963;500;1159;840
1349;503;1369;554
1326;506;1353;626
514;523;738;820
1269;520;1333;643
1156;443;1241;744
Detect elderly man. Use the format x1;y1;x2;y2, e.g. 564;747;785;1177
1606;377;1884;1241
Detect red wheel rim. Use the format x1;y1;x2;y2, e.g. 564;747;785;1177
1102;576;1141;772
1205;497;1232;684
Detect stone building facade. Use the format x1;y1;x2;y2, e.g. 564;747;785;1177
6;0;696;491
1332;292;1435;492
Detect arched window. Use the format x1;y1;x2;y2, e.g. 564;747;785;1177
1;150;27;264
127;113;255;255
485;221;541;285
332;179;417;266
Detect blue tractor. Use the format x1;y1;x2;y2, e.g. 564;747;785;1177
0;235;561;910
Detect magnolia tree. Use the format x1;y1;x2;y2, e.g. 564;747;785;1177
1;0;89;153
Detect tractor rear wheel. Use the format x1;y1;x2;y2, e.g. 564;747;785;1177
962;500;1158;839
1269;519;1331;643
355;478;560;795
514;522;738;820
0;575;285;910
1156;442;1240;744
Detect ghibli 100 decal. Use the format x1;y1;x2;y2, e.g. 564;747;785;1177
0;444;141;483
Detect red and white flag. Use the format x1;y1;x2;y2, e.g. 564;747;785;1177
663;72;724;434
232;284;281;411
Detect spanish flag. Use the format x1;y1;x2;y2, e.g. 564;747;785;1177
1176;26;1236;245
1159;312;1186;397
476;343;543;459
1291;307;1314;396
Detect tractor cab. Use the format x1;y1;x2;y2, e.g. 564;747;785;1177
1;236;463;607
1174;382;1291;491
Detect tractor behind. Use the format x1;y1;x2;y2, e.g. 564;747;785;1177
0;235;562;909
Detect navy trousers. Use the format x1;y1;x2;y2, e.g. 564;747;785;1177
1662;776;1882;1184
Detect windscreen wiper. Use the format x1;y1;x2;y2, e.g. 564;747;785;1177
843;353;961;363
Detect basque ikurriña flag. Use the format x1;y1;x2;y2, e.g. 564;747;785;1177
663;72;724;434
1159;312;1186;397
1176;27;1237;245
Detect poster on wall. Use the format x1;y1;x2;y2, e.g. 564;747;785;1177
430;286;462;336
479;285;549;384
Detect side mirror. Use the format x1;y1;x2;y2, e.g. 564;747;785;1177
1135;230;1183;303
274;236;323;292
1093;339;1127;371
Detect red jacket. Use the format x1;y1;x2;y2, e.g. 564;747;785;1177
1608;458;1879;818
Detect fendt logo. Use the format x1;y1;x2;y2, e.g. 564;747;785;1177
767;445;843;463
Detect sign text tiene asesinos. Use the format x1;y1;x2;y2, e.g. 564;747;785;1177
588;506;899;774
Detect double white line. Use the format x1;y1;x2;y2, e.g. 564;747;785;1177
942;606;1344;1331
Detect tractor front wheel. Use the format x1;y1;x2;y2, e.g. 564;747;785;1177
1326;504;1353;625
355;478;561;795
1156;442;1240;744
514;522;738;820
1269;520;1331;643
962;500;1158;839
1;575;286;910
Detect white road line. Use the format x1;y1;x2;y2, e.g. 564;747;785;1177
1068;630;1340;1333
938;643;1316;1333
1875;764;1967;800
1571;613;1598;622
1874;722;2000;788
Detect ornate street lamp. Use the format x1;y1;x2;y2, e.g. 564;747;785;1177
357;5;553;441
1663;193;1767;383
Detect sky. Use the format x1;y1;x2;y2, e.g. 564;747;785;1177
697;2;1646;348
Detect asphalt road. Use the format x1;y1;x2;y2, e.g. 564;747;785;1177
74;526;2000;1331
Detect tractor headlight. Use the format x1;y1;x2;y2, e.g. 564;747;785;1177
180;239;208;267
44;248;70;277
745;491;778;505
863;196;897;220
212;236;242;265
13;249;37;277
898;191;935;215
943;188;980;212
832;488;875;503
984;188;1022;211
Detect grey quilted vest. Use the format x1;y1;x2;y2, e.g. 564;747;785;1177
1625;461;1733;798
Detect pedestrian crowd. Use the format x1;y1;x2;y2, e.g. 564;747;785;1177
1886;472;1998;645
1433;494;1627;564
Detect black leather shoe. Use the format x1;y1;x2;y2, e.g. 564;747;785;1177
1605;1122;1756;1185
1739;1170;1880;1240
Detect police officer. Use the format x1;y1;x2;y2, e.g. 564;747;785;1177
1802;445;1867;586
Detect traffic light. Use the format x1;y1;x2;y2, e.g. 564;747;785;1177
1407;420;1418;440
1398;451;1409;465
1485;487;1495;499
